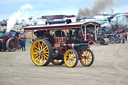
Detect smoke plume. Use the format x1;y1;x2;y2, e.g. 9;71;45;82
77;0;114;18
7;4;33;32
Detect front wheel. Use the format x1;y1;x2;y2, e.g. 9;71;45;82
80;49;94;66
30;39;53;66
64;49;78;68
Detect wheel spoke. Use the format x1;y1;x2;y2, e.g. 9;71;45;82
69;60;72;65
41;55;47;64
41;56;45;63
34;54;38;59
88;58;92;62
40;42;43;50
35;56;40;61
34;48;39;51
43;54;48;60
71;60;74;65
38;44;41;50
40;57;44;60
33;52;38;55
39;57;41;64
66;59;69;64
43;51;49;53
42;46;47;51
84;58;87;64
44;53;48;57
38;42;42;50
89;57;92;59
86;58;91;64
34;46;40;51
88;52;92;57
85;59;88;65
86;52;89;56
40;55;43;59
33;54;38;59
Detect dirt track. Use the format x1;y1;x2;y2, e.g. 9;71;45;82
0;41;128;85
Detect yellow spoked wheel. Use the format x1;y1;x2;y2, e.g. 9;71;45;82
80;49;94;66
30;39;52;66
64;49;78;68
51;59;64;65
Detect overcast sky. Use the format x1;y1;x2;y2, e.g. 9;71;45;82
0;0;128;20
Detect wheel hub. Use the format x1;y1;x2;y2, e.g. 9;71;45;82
38;50;43;56
86;56;89;59
69;54;74;60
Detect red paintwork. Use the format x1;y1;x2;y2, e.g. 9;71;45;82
25;22;100;56
88;40;94;45
115;28;128;34
55;37;66;44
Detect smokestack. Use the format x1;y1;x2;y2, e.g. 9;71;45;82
77;0;114;18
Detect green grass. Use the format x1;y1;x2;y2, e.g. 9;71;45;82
26;39;32;47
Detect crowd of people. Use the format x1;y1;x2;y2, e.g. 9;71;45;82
117;33;127;43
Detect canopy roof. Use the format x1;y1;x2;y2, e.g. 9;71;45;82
24;22;100;31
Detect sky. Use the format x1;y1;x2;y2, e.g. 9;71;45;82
0;0;128;20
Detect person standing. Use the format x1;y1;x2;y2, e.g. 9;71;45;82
21;35;26;51
122;34;125;43
119;34;122;43
125;33;127;41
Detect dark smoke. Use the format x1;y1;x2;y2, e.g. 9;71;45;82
77;0;114;18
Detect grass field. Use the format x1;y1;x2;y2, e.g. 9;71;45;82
26;39;32;47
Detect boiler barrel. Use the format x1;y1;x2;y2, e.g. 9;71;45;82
62;43;89;49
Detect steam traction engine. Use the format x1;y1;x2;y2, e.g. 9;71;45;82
24;21;100;67
0;31;20;52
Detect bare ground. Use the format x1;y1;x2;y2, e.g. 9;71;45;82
0;41;128;85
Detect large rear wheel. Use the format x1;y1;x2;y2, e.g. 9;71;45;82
30;39;53;66
6;38;17;52
80;49;94;66
64;49;78;68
